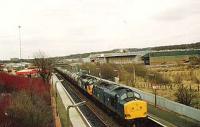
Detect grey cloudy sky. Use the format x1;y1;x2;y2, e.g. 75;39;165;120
0;0;200;59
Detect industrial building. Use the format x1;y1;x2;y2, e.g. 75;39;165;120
10;58;20;62
142;49;200;65
90;52;146;64
90;49;200;65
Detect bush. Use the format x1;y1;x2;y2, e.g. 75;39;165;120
80;63;117;81
175;85;197;106
80;63;99;77
100;63;116;81
7;91;52;127
191;71;200;84
123;64;147;78
147;71;170;85
0;84;6;93
174;73;182;84
0;72;50;102
189;56;200;65
134;64;148;77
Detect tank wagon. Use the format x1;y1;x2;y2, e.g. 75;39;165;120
55;67;147;124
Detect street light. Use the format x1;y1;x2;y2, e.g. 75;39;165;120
18;25;22;69
66;101;86;127
132;65;135;83
96;68;101;78
87;66;90;74
55;79;64;116
114;69;120;83
152;85;158;107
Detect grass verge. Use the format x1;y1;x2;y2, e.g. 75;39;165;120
57;94;68;127
148;104;200;127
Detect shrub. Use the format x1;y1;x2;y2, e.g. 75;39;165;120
80;63;117;81
100;63;116;81
147;71;170;85
0;84;6;93
191;71;200;84
175;85;197;106
173;73;182;84
189;56;200;65
0;72;50;102
81;63;99;77
134;64;148;77
123;64;147;78
7;91;52;127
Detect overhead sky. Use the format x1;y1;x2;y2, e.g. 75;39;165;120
0;0;200;59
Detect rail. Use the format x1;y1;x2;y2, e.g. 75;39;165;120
53;74;92;127
55;73;110;127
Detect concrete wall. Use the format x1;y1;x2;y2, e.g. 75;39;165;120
124;85;200;122
106;56;136;64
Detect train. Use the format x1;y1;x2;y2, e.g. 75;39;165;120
55;67;147;124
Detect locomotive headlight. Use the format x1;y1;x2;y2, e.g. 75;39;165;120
144;112;147;116
125;114;131;118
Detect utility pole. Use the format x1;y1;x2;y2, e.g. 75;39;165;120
133;65;135;83
18;25;22;60
153;85;158;107
96;68;101;78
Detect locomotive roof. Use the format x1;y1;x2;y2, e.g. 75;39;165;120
96;81;136;96
97;81;124;91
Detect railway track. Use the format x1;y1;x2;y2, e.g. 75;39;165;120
55;71;167;127
56;73;120;127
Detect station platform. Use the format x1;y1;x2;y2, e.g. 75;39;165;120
52;74;90;127
148;104;200;127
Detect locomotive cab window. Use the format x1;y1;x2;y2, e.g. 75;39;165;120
134;92;141;99
120;93;127;100
127;92;134;98
120;91;141;101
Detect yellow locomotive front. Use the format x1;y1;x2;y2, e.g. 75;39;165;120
124;100;147;120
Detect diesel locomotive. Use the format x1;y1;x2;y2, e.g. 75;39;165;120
55;67;147;123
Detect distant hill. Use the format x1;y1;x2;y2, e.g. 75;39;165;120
152;42;200;51
57;42;200;59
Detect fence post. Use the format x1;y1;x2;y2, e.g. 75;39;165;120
154;89;157;107
152;86;157;107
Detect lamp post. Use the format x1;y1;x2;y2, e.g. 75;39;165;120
152;85;158;107
132;65;135;83
87;66;90;74
67;101;86;127
18;25;22;60
18;25;22;69
55;79;63;116
114;69;119;83
96;67;101;78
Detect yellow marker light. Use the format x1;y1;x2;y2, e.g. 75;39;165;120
125;114;131;118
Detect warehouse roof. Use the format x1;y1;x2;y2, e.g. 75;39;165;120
90;51;148;58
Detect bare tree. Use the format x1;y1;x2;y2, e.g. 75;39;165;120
175;84;197;106
33;51;54;83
